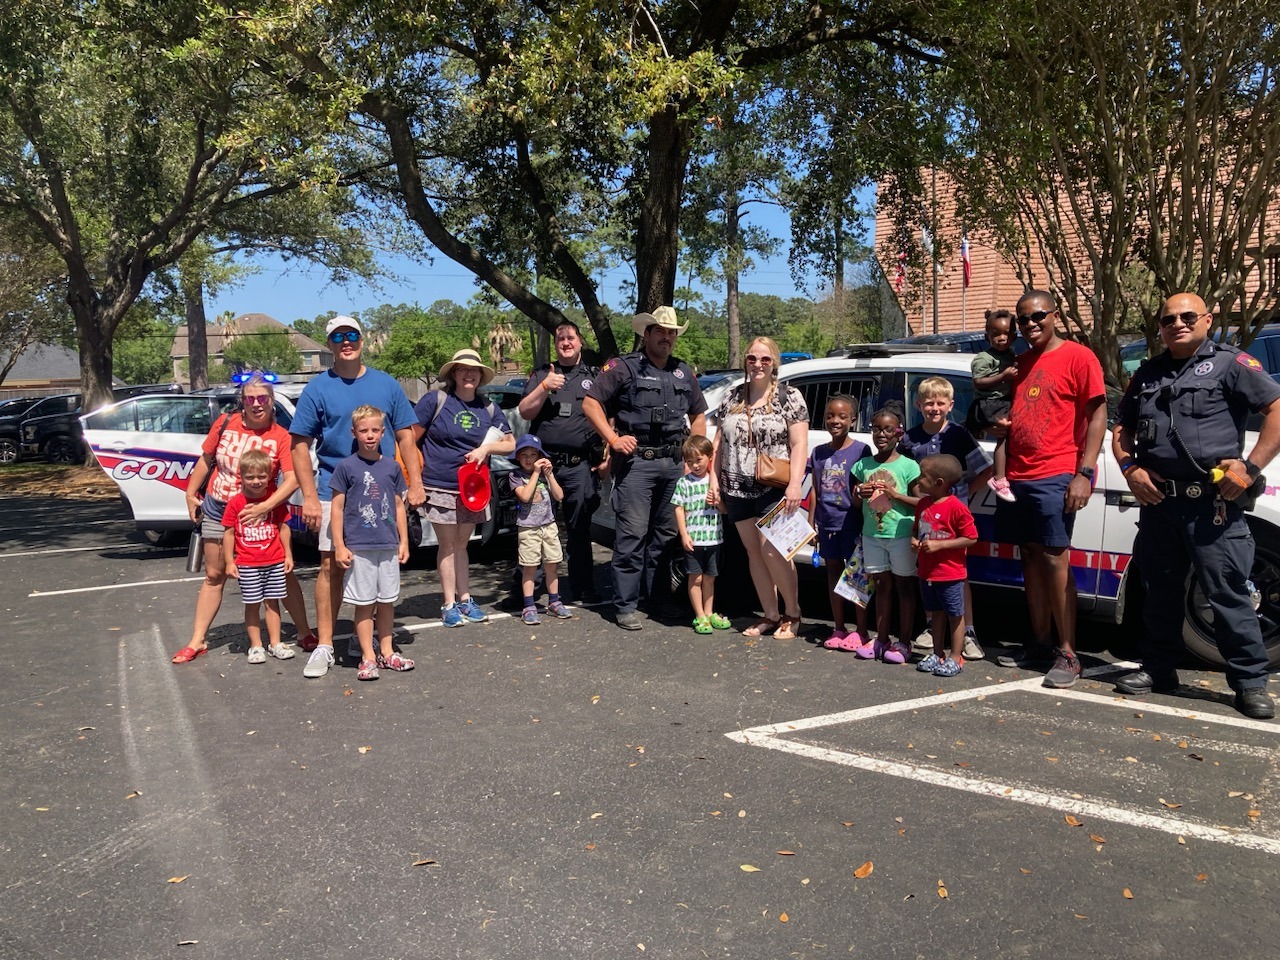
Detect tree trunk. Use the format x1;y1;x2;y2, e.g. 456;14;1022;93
833;213;846;314
635;106;689;313
185;278;209;390
726;192;742;368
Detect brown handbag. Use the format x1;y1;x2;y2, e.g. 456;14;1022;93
746;406;791;489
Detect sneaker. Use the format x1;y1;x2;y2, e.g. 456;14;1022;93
522;607;541;625
882;641;911;665
996;644;1055;670
298;633;320;653
268;643;295;660
456;598;489;623
376;650;414;672
916;653;942;673
854;637;885;660
548;601;574;619
933;657;963;677
302;645;336;678
988;477;1017;502
356;658;379;681
962;630;985;661
1043;650;1082;688
246;645;267;664
441;604;464;628
912;630;934;654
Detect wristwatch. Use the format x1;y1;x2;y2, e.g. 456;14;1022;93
1245;458;1262;479
1078;465;1096;480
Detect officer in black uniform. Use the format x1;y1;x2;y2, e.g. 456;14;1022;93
1113;292;1280;719
583;307;708;630
518;321;606;604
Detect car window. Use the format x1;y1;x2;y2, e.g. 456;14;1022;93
783;374;882;431
135;397;213;435
905;373;976;429
26;395;80;419
83;403;137;431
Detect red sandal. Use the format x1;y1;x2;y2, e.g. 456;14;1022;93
171;645;207;664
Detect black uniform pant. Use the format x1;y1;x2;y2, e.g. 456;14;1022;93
555;458;601;598
1137;496;1270;690
611;452;682;614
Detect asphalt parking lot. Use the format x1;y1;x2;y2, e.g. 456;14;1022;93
3;492;1279;960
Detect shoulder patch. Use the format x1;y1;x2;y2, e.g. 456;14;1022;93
602;359;617;372
1236;353;1265;372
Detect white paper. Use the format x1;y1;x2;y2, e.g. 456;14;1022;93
755;499;816;561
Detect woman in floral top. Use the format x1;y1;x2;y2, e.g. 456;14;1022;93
710;337;809;639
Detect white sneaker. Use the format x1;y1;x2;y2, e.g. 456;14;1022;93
912;630;934;654
963;632;985;661
246;646;267;664
268;643;296;660
303;646;336;678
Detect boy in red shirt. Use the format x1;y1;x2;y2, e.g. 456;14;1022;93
911;455;978;677
223;448;295;664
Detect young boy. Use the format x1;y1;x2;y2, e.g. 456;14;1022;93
222;448;295;664
970;308;1019;502
511;434;574;625
910;454;978;677
899;375;993;660
330;405;413;681
670;435;730;634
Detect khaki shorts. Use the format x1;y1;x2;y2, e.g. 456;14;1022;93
423;487;491;526
517;523;563;566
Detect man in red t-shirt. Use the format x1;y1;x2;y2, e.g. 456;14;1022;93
993;290;1108;688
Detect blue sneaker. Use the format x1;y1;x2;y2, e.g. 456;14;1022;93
441;604;464;628
522;607;540;625
456;597;489;623
933;657;963;677
916;653;942;673
547;601;573;619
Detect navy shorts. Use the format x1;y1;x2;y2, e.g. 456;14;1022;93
995;473;1076;548
685;544;721;576
921;579;965;617
817;527;859;568
725;487;784;525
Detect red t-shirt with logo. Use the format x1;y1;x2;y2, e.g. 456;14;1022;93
203;413;293;504
914;495;978;582
1006;339;1105;480
223;490;287;567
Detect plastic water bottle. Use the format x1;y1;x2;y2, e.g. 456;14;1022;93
811;541;821;568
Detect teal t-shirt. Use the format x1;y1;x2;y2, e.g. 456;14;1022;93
851;454;920;539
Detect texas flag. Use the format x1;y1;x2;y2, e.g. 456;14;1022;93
960;233;972;289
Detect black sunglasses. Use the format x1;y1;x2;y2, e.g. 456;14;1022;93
328;330;362;344
1015;310;1053;326
1158;310;1205;328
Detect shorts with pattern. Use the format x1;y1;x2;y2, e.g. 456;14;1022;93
518;523;563;566
238;562;287;604
342;549;401;606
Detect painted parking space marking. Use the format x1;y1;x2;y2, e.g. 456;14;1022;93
29;576;205;597
0;517;126;534
727;665;1280;855
1;544;159;560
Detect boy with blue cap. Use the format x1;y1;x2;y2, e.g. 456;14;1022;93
511;434;574;624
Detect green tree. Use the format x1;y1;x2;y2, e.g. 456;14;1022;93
371;300;499;382
113;306;178;385
0;213;71;386
222;329;302;376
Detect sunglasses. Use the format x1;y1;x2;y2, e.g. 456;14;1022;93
242;395;272;406
1015;310;1053;326
744;354;774;365
1158;310;1205;328
328;330;362;344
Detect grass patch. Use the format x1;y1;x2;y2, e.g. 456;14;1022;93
0;462;120;500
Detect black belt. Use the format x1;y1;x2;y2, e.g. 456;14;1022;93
1158;478;1217;500
634;443;680;461
548;451;586;467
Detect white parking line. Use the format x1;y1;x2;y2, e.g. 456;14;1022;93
727;670;1280;856
0;518;125;533
29;576;205;597
1;545;157;560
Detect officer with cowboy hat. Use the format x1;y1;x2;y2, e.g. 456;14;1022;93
583;307;708;630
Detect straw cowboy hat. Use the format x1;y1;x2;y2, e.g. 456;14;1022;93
630;305;688;337
438;348;496;386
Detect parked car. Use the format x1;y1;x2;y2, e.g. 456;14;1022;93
695;352;1280;669
0;394;81;464
81;387;519;548
20;383;184;463
886;331;1031;355
0;396;50;463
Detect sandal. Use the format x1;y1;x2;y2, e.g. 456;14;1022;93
742;618;780;637
171;645;207;664
708;613;732;630
775;614;803;641
693;616;713;635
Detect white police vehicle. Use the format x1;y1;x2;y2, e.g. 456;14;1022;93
701;353;1280;668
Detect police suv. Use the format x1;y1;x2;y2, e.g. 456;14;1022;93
700;352;1280;669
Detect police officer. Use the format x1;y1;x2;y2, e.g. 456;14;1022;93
583;306;708;630
518;320;606;604
1113;292;1280;719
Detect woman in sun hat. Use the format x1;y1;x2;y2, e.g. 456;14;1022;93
412;348;515;627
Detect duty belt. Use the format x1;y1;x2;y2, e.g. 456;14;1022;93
548;451;586;467
1158;478;1215;500
634;443;680;461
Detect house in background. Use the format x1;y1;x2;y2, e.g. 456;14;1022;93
0;343;86;400
169;312;329;383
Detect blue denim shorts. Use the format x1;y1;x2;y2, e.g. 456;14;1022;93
995;473;1076;548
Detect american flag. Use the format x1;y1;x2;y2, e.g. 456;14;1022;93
960;233;971;289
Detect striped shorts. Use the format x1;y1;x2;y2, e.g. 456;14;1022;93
238;562;287;604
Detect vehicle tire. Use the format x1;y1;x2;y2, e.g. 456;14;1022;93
143;529;188;549
0;437;17;464
44;435;83;465
1181;519;1280;669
